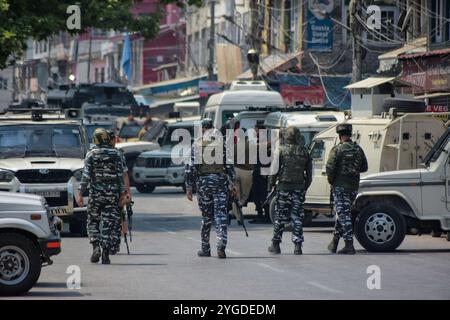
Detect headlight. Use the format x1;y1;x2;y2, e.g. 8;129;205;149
73;169;83;182
0;169;14;182
170;158;184;167
135;157;146;167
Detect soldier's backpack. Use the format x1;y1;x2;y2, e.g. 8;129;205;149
338;141;362;177
92;148;122;183
278;145;309;184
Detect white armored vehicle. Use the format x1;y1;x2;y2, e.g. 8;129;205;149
354;127;450;251
0;191;61;296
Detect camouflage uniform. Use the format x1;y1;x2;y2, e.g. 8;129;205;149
185;129;236;255
111;149;128;253
269;127;312;251
326;139;368;241
79;146;125;250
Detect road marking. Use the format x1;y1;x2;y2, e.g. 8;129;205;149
256;262;284;273
159;228;177;235
307;281;340;294
226;249;242;256
186;236;201;243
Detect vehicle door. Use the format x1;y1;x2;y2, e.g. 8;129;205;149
306;137;336;205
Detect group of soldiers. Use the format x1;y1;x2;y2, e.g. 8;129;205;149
77;119;367;263
186;119;367;258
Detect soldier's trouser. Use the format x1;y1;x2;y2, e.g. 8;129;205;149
111;210;123;251
272;190;305;244
332;187;357;241
232;168;253;218
197;174;229;253
87;190;121;250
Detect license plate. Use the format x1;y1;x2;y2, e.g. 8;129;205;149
33;191;61;198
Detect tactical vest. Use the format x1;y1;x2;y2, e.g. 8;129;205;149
92;148;121;183
278;144;308;184
198;139;224;175
338;141;362;177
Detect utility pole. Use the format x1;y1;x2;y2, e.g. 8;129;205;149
87;29;92;84
208;0;216;81
350;0;362;82
249;0;261;54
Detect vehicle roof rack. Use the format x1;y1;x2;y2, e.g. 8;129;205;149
1;107;65;121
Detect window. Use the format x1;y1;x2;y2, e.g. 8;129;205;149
310;140;325;161
365;7;398;44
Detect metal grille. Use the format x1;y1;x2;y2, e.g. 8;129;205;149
145;158;171;168
45;191;69;207
16;169;72;184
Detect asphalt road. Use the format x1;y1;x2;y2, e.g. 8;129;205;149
8;187;450;300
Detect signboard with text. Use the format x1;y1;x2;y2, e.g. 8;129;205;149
306;0;335;52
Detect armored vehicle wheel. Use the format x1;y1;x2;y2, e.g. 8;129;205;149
431;230;442;238
0;233;42;296
136;183;155;194
355;203;406;252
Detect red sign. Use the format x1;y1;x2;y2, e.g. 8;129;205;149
426;105;448;112
199;81;224;98
280;85;325;105
401;55;450;93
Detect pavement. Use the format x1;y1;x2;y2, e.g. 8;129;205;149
8;187;450;300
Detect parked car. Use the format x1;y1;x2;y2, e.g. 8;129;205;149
0;192;61;296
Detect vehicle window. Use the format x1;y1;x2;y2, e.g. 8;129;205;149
162;126;195;146
119;124;142;138
310;140;325;161
0;125;84;159
222;110;239;125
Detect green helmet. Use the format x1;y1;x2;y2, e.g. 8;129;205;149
92;128;111;146
283;126;305;146
336;123;352;135
201;118;214;129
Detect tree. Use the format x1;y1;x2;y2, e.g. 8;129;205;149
0;0;202;69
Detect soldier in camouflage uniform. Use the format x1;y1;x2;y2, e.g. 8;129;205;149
76;128;126;264
268;126;312;255
326;123;368;254
185;119;236;259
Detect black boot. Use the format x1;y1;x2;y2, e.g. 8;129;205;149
338;240;356;255
102;248;111;264
217;249;226;259
90;244;101;263
268;241;281;254
197;250;211;257
327;235;340;253
294;243;303;255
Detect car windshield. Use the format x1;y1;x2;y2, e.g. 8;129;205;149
161;125;195;146
297;130;320;147
119;124;142;138
0;125;84;159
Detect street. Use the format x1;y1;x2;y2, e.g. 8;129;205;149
8;187;450;300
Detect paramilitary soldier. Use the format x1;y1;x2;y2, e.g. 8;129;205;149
76;128;126;264
326;123;368;254
185;119;237;259
268;126;312;255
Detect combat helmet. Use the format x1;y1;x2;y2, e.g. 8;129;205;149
336;123;352;135
283;126;305;146
92;128;111;146
201;118;214;129
106;129;116;146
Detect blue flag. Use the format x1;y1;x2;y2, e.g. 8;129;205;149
121;32;132;81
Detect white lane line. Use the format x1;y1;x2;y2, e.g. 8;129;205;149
226;249;242;256
307;281;340;294
159;228;177;235
186;236;201;243
256;262;284;273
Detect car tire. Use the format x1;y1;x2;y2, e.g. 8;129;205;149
431;230;442;238
355;203;406;252
136;183;155;194
0;233;42;296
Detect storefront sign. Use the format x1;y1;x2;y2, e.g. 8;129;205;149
306;0;334;52
280;84;325;106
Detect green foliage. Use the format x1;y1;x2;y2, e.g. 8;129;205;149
0;0;203;69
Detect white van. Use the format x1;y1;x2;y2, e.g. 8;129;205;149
203;90;285;129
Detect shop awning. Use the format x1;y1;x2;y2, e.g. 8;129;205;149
378;37;427;72
399;47;450;60
237;52;302;79
133;74;207;96
345;77;412;89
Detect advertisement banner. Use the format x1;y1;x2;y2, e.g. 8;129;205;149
306;0;334;52
401;55;450;93
199;81;224;98
280;84;325;106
